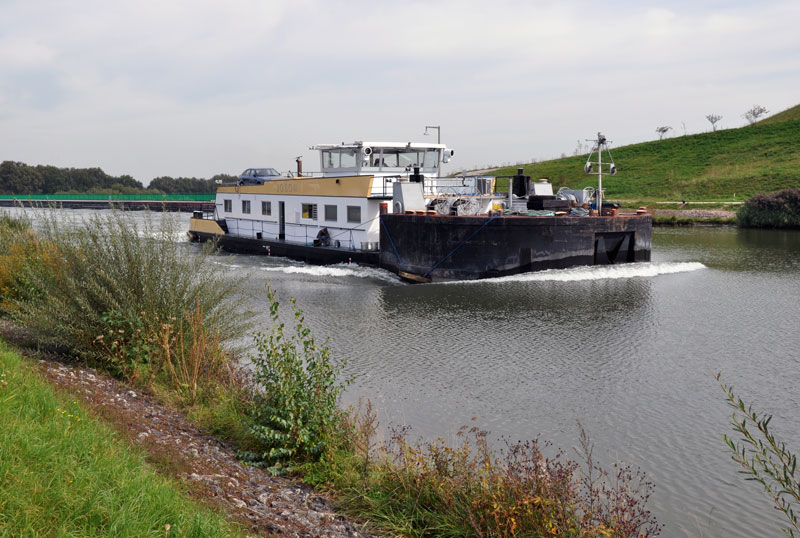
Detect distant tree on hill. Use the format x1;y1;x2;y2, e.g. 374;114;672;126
706;114;722;131
743;105;769;125
655;126;672;140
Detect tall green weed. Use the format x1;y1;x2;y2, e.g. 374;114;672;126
242;285;350;475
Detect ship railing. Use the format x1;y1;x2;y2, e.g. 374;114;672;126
191;208;217;220
369;175;404;198
425;176;495;196
226;218;378;252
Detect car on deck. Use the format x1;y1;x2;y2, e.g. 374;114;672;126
238;168;281;185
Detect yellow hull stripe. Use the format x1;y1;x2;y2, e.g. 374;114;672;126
189;218;226;235
217;175;375;198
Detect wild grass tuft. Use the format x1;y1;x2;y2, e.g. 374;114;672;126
6;210;248;397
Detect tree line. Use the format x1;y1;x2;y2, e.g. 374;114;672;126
0;161;236;195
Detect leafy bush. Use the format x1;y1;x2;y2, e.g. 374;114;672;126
7;210;247;390
242;286;350;475
737;188;800;228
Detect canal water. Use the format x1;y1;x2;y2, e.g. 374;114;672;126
7;207;800;537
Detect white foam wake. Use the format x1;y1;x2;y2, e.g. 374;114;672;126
450;262;706;284
259;263;401;283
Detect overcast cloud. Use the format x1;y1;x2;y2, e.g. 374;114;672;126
1;0;798;184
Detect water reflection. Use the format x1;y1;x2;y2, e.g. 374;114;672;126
656;226;800;273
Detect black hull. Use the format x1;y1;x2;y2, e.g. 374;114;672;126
378;213;652;281
191;213;652;282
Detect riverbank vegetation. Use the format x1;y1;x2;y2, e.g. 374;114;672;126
0;210;659;536
0;341;244;537
736;188;800;229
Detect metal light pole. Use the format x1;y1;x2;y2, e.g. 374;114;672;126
424;125;440;144
425;125;442;178
597;133;603;214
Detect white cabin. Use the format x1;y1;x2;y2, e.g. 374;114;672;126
205;141;498;252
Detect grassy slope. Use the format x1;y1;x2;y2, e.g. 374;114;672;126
756;103;800;125
490;109;800;202
0;341;243;538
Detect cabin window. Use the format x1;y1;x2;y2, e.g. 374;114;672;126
322;150;337;168
302;203;318;220
242;200;251;214
223;199;232;212
423;149;439;168
321;149;357;169
261;201;271;216
347;205;361;223
339;149;357;168
324;204;337;222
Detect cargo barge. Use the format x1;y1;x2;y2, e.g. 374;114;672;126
188;135;651;282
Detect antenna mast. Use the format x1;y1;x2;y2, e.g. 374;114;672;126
583;132;616;215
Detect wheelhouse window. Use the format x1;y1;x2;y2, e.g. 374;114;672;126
366;149;437;170
347;205;361;223
339;149;357;168
262;201;271;216
321;149;358;170
324;204;337;222
302;203;318;220
223;199;232;212
242;200;251;214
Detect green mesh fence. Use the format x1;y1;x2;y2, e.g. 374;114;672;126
0;194;215;201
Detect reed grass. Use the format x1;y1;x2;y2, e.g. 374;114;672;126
0;340;243;537
6;209;248;390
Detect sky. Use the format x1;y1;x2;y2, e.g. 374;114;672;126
1;0;798;185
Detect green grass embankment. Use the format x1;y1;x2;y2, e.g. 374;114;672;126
0;340;243;537
489;107;800;202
